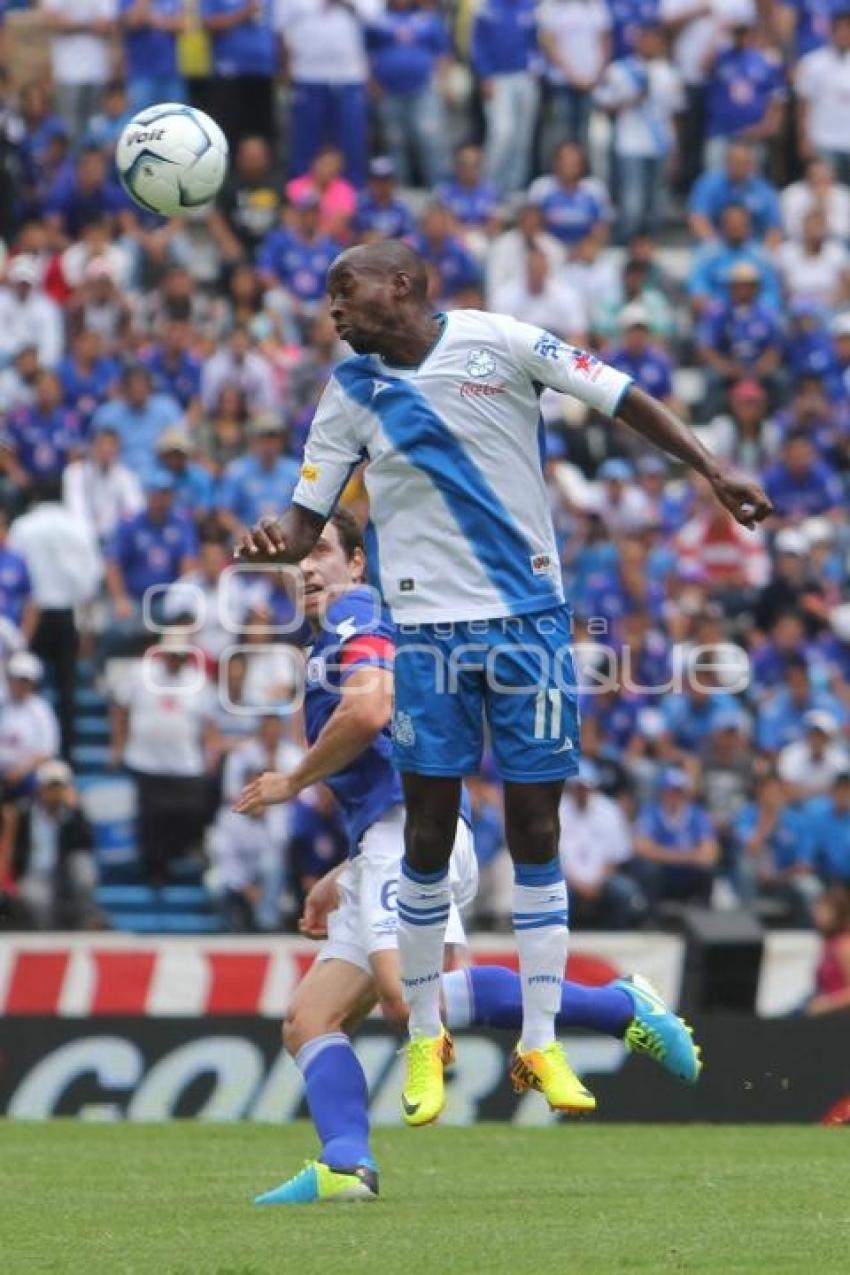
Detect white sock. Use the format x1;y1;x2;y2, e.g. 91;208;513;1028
396;858;451;1038
512;859;569;1051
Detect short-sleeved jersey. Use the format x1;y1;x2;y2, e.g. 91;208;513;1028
293;310;632;624
304;587;401;854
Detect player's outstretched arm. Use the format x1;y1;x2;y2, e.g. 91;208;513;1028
616;385;773;529
234;503;326;563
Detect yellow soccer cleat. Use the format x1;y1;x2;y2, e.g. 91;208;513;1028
509;1040;596;1114
400;1027;455;1127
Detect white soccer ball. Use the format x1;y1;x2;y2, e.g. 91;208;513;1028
116;104;229;218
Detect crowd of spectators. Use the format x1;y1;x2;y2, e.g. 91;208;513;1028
0;0;849;936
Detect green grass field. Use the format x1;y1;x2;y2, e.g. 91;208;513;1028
2;1122;848;1275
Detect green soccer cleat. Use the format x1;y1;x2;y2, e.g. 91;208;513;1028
615;974;703;1084
254;1160;378;1205
401;1027;455;1127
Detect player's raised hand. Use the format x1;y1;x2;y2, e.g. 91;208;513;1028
708;470;773;530
298;869;343;940
233;771;296;815
234;516;288;562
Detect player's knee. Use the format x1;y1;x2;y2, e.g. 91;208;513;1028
405;807;457;869
505;806;560;862
282;1004;338;1057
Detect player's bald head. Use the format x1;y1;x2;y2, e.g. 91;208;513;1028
327;241;429;302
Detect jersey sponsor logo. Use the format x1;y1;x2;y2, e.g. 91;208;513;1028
300;463;320;482
530;552;554;576
458;380;507;400
465;347;497;378
372;379;392;399
571;349;603;382
392;710;416;748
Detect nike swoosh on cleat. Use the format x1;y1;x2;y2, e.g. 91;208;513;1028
401;1096;421;1116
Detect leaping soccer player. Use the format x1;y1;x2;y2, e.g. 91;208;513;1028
235;510;702;1205
237;241;772;1130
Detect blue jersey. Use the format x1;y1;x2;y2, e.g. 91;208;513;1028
733;800;811;873
607;0;658;58
705;46;783;140
801;796;850;880
697;301;783;366
530;180;607;246
0;545;32;626
6;406;82;480
120;0;181;79
201;0;276;76
470;0;537;77
57;355;121;433
218;454;301;527
141;347;203;409
606;345;673;399
407;233;480;298
107;509;198;600
434;178;500;226
304;588;402;853
367;10;451;95
352;192;415;239
688;170;781;241
257;228;342;303
762;458;844;519
636;799;714;855
781;0;830;57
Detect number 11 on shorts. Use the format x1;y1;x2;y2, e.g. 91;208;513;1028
533;688;562;740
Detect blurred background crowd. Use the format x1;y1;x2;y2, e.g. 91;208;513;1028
0;0;848;963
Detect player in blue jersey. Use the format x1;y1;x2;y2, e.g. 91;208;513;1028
237;240;771;1127
235;509;702;1204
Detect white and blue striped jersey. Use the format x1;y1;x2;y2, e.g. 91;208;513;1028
292;309;633;624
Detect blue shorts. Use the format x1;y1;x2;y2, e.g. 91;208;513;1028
391;605;580;783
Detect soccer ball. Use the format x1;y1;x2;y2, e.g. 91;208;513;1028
116;104;229;217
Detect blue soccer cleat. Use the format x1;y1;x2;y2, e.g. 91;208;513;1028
254;1159;379;1205
614;974;703;1084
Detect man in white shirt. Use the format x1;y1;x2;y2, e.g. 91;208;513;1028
594;23;684;242
489;245;589;344
485;201;566;309
796;11;850;184
62;424;145;548
558;761;644;927
0;650;60;794
778;711;850;801
200;325;279;415
0;257;64;370
276;0;381;186
111;643;218;884
537;0;611;156
8;480;103;759
781;158;850;242
42;0;117;144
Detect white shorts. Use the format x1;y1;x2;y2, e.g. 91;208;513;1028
318;805;478;975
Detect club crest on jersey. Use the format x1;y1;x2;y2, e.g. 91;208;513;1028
306;655;325;683
465;348;497;378
392;710;416;748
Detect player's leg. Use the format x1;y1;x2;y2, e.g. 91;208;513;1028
392;627;481;1123
255;957;379;1206
441;967;703;1084
484;608;594;1110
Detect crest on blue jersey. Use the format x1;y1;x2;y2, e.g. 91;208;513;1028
465;347;497;378
392;710;416;747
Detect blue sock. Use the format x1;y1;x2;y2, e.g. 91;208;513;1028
297;1033;375;1171
443;966;633;1038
